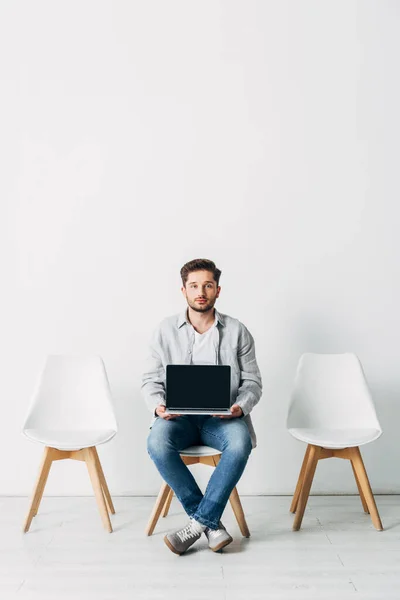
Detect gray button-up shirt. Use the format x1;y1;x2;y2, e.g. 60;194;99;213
141;308;263;448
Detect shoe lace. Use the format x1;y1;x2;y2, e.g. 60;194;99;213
177;524;198;543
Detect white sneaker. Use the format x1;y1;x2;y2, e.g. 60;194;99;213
164;518;205;555
204;521;233;552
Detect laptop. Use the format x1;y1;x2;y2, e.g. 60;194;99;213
165;364;231;415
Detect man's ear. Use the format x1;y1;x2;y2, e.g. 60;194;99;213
216;286;221;298
181;286;187;297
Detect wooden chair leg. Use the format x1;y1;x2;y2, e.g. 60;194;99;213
161;488;174;518
32;448;55;517
293;444;320;531
23;447;54;532
228;486;250;537
351;460;369;514
146;482;171;536
290;445;311;513
84;447;113;533
92;447;115;515
349;447;383;531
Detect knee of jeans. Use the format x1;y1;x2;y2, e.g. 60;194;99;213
147;434;163;459
224;434;252;458
147;431;175;459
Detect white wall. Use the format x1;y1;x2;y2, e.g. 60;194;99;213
1;0;400;496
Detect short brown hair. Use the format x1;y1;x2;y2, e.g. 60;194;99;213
180;258;221;287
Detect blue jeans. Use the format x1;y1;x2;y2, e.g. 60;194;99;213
147;415;252;530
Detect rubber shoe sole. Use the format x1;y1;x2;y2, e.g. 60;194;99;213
163;535;183;555
210;534;233;552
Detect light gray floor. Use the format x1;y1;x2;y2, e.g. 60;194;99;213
1;495;400;599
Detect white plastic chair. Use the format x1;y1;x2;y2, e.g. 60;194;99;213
287;353;383;531
22;355;118;533
146;445;250;537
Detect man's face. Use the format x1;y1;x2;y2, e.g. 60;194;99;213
182;270;220;313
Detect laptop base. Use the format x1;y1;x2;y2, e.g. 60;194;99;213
165;409;231;416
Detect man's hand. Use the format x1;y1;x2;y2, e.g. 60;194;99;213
155;405;181;420
214;404;243;419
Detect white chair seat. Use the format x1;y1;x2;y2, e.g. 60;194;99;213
180;445;221;457
23;428;117;451
288;427;382;449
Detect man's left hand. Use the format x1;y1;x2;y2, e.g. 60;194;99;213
214;404;243;419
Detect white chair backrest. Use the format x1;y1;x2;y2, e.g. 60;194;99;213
23;355;118;432
287;353;381;431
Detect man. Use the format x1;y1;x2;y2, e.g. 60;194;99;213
142;258;262;555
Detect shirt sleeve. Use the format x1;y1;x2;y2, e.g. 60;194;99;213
234;323;262;416
141;326;166;414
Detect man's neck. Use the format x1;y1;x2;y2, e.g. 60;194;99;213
187;307;216;334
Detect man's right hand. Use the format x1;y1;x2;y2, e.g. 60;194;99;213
155;405;181;420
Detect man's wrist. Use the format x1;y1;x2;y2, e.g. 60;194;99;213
154;402;166;417
235;402;246;417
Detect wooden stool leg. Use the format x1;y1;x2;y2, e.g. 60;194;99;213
23;447;54;532
351;460;369;514
146;482;171;536
290;445;311;513
84;447;113;533
293;445;320;531
229;486;250;537
92;447;115;515
349;447;383;531
161;488;174;518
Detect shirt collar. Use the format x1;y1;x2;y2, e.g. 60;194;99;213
177;308;225;329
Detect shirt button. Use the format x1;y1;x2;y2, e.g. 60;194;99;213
188;350;192;354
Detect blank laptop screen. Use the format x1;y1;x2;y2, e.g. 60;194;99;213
166;365;231;410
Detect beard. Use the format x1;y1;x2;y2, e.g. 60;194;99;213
187;297;216;313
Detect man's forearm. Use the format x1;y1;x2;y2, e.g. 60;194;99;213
235;387;261;416
141;381;166;414
235;324;262;416
141;329;166;415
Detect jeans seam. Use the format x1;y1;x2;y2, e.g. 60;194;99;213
198;426;226;447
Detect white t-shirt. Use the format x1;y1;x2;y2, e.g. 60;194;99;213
191;317;218;365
